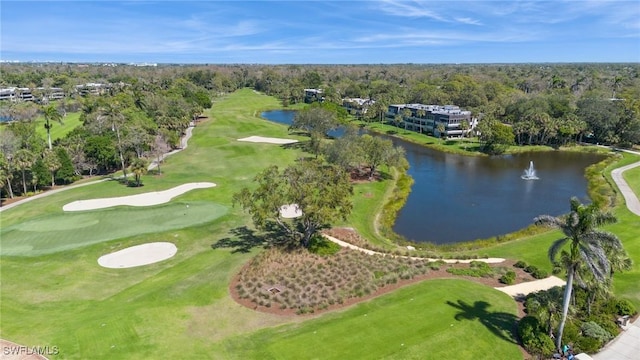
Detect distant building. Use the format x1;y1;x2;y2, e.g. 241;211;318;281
343;97;375;117
387;104;477;138
35;87;65;103
75;83;108;96
0;88;18;101
0;87;34;102
304;88;324;103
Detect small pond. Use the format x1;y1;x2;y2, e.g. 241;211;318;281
261;110;607;244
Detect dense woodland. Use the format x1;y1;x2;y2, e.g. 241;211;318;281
1;63;639;199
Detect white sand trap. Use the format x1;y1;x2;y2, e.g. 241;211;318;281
98;242;177;268
495;275;565;297
238;136;299;144
280;204;302;218
63;182;216;211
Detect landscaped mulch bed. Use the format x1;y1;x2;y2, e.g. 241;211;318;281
229;243;536;317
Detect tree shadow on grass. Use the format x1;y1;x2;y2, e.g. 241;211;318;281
211;223;297;253
212;226;265;253
446;300;519;345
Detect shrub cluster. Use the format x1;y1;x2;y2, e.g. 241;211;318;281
514;261;548;279
235;247;433;313
446;261;494;278
522;286;637;355
517;316;556;358
499;270;516;285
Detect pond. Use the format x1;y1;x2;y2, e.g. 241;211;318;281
261;110;607;244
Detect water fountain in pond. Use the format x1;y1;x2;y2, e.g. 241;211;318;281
521;161;539;180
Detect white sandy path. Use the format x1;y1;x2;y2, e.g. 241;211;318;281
63;182;216;211
494;275;566;297
238;136;299;145
324;234;564;296
322;234;505;264
98;242;177;269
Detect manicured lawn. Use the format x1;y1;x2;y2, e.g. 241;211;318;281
35;111;83;141
218;279;521;360
0;200;227;256
623;162;640;199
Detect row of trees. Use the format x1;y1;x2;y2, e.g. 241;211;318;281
1;76;212;199
2;63;639;198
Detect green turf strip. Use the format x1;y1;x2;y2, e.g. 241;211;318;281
218;279;521;360
0;201;227;256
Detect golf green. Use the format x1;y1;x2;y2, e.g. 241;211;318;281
0;201;228;256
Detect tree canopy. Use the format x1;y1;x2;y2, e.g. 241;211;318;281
233;160;353;248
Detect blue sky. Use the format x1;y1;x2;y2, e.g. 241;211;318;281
1;1;639;63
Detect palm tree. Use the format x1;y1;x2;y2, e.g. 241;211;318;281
416;109;426;133
98;103;128;180
43;149;61;187
131;158;148;187
436;123;446;143
535;197;623;351
43;105;63;150
14;149;35;195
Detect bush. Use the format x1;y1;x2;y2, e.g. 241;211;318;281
581;321;613;343
514;260;528;268
499;270;516;285
518;316;555;357
614;299;637;316
523;264;548;279
530;268;549;279
574;335;602;354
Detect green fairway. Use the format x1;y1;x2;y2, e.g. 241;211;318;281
35;111;83;141
1;201;227;256
218;279;521;360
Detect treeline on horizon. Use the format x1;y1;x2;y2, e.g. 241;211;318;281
1;63;639;199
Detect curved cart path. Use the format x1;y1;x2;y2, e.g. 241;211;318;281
610;157;640;216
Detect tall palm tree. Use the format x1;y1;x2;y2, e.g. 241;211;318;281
43;105;63;150
98;103;128;179
535;197;623;351
14;149;35;195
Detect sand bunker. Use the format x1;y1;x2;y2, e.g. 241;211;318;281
63;182;216;211
238;136;299;144
495;275;565;297
98;242;177;268
280;204;302;218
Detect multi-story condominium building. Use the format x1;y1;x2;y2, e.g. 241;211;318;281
387;103;477;138
342;97;375;117
0;88;18;101
75;83;108;96
304;88;323;103
0;87;35;102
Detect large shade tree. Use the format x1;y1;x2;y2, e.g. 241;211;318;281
233;160;352;248
535;197;625;351
289;107;338;157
